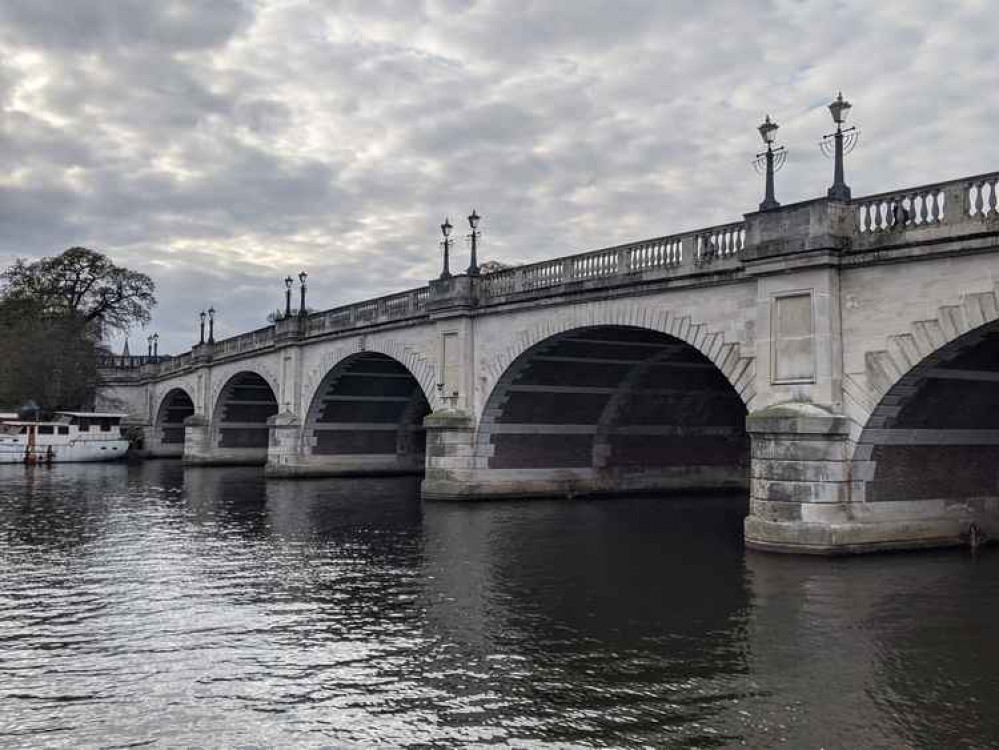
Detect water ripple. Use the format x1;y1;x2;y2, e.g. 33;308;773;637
1;464;997;748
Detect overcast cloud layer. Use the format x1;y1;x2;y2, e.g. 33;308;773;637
0;0;996;353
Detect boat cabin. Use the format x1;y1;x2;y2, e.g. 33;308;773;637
0;413;126;439
55;412;126;435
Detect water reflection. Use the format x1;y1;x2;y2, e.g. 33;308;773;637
0;463;996;749
418;497;753;747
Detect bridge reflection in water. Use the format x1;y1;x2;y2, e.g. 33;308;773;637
2;462;995;748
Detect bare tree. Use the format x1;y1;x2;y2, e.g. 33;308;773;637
1;247;156;337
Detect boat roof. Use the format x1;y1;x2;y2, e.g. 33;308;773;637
54;412;128;418
1;421;66;426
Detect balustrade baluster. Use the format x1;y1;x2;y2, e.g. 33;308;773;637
988;178;999;217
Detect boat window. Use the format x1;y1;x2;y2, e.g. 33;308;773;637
58;426;69;435
18;426;26;434
78;419;90;432
38;425;54;435
100;419;111;432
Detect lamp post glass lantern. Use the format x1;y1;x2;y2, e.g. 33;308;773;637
298;271;308;316
820;91;859;201
152;333;159;359
439;217;453;279
467;210;481;277
753;114;786;212
147;335;153;358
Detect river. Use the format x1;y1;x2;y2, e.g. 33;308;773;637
1;462;996;749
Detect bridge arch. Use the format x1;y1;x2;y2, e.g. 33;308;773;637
300;351;432;475
850;288;999;519
211;370;279;463
152;387;195;456
470;324;750;497
301;338;440;416
480;305;755;414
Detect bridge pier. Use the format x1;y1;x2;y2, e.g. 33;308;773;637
141;423;185;458
744;404;975;553
181;414;214;464
421;409;748;501
178;414;267;466
264;409;425;477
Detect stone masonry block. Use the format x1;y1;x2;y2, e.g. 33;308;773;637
752;477;851;505
938;305;965;340
887;334;919;371
751;436;851;462
962;293;986;329
751;458;851;483
750;498;803;522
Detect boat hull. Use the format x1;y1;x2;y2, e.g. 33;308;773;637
0;440;130;463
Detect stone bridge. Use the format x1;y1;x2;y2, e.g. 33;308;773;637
98;170;999;554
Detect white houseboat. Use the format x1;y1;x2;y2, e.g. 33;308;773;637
0;412;130;464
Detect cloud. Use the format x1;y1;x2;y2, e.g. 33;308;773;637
0;0;996;353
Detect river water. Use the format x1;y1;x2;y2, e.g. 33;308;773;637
0;462;996;749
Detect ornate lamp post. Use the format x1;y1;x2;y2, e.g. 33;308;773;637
199;310;206;345
439;217;453;279
753;115;786;211
208;306;216;344
147;334;153;358
284;276;293;319
152;333;159;359
467;210;481;277
820;92;859;201
298;271;308;317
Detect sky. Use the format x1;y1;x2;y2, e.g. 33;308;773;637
0;0;996;354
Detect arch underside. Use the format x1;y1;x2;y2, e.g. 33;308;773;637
299;352;431;476
471;326;748;498
213;371;279;464
856;321;999;525
153;388;195;456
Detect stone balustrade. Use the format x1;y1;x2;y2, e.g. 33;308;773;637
305;286;429;337
477;220;746;301
854;170;999;237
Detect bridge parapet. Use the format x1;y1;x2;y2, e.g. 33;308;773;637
214;324;275;357
305;285;429;336
476;220;746;301
853;170;999;245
